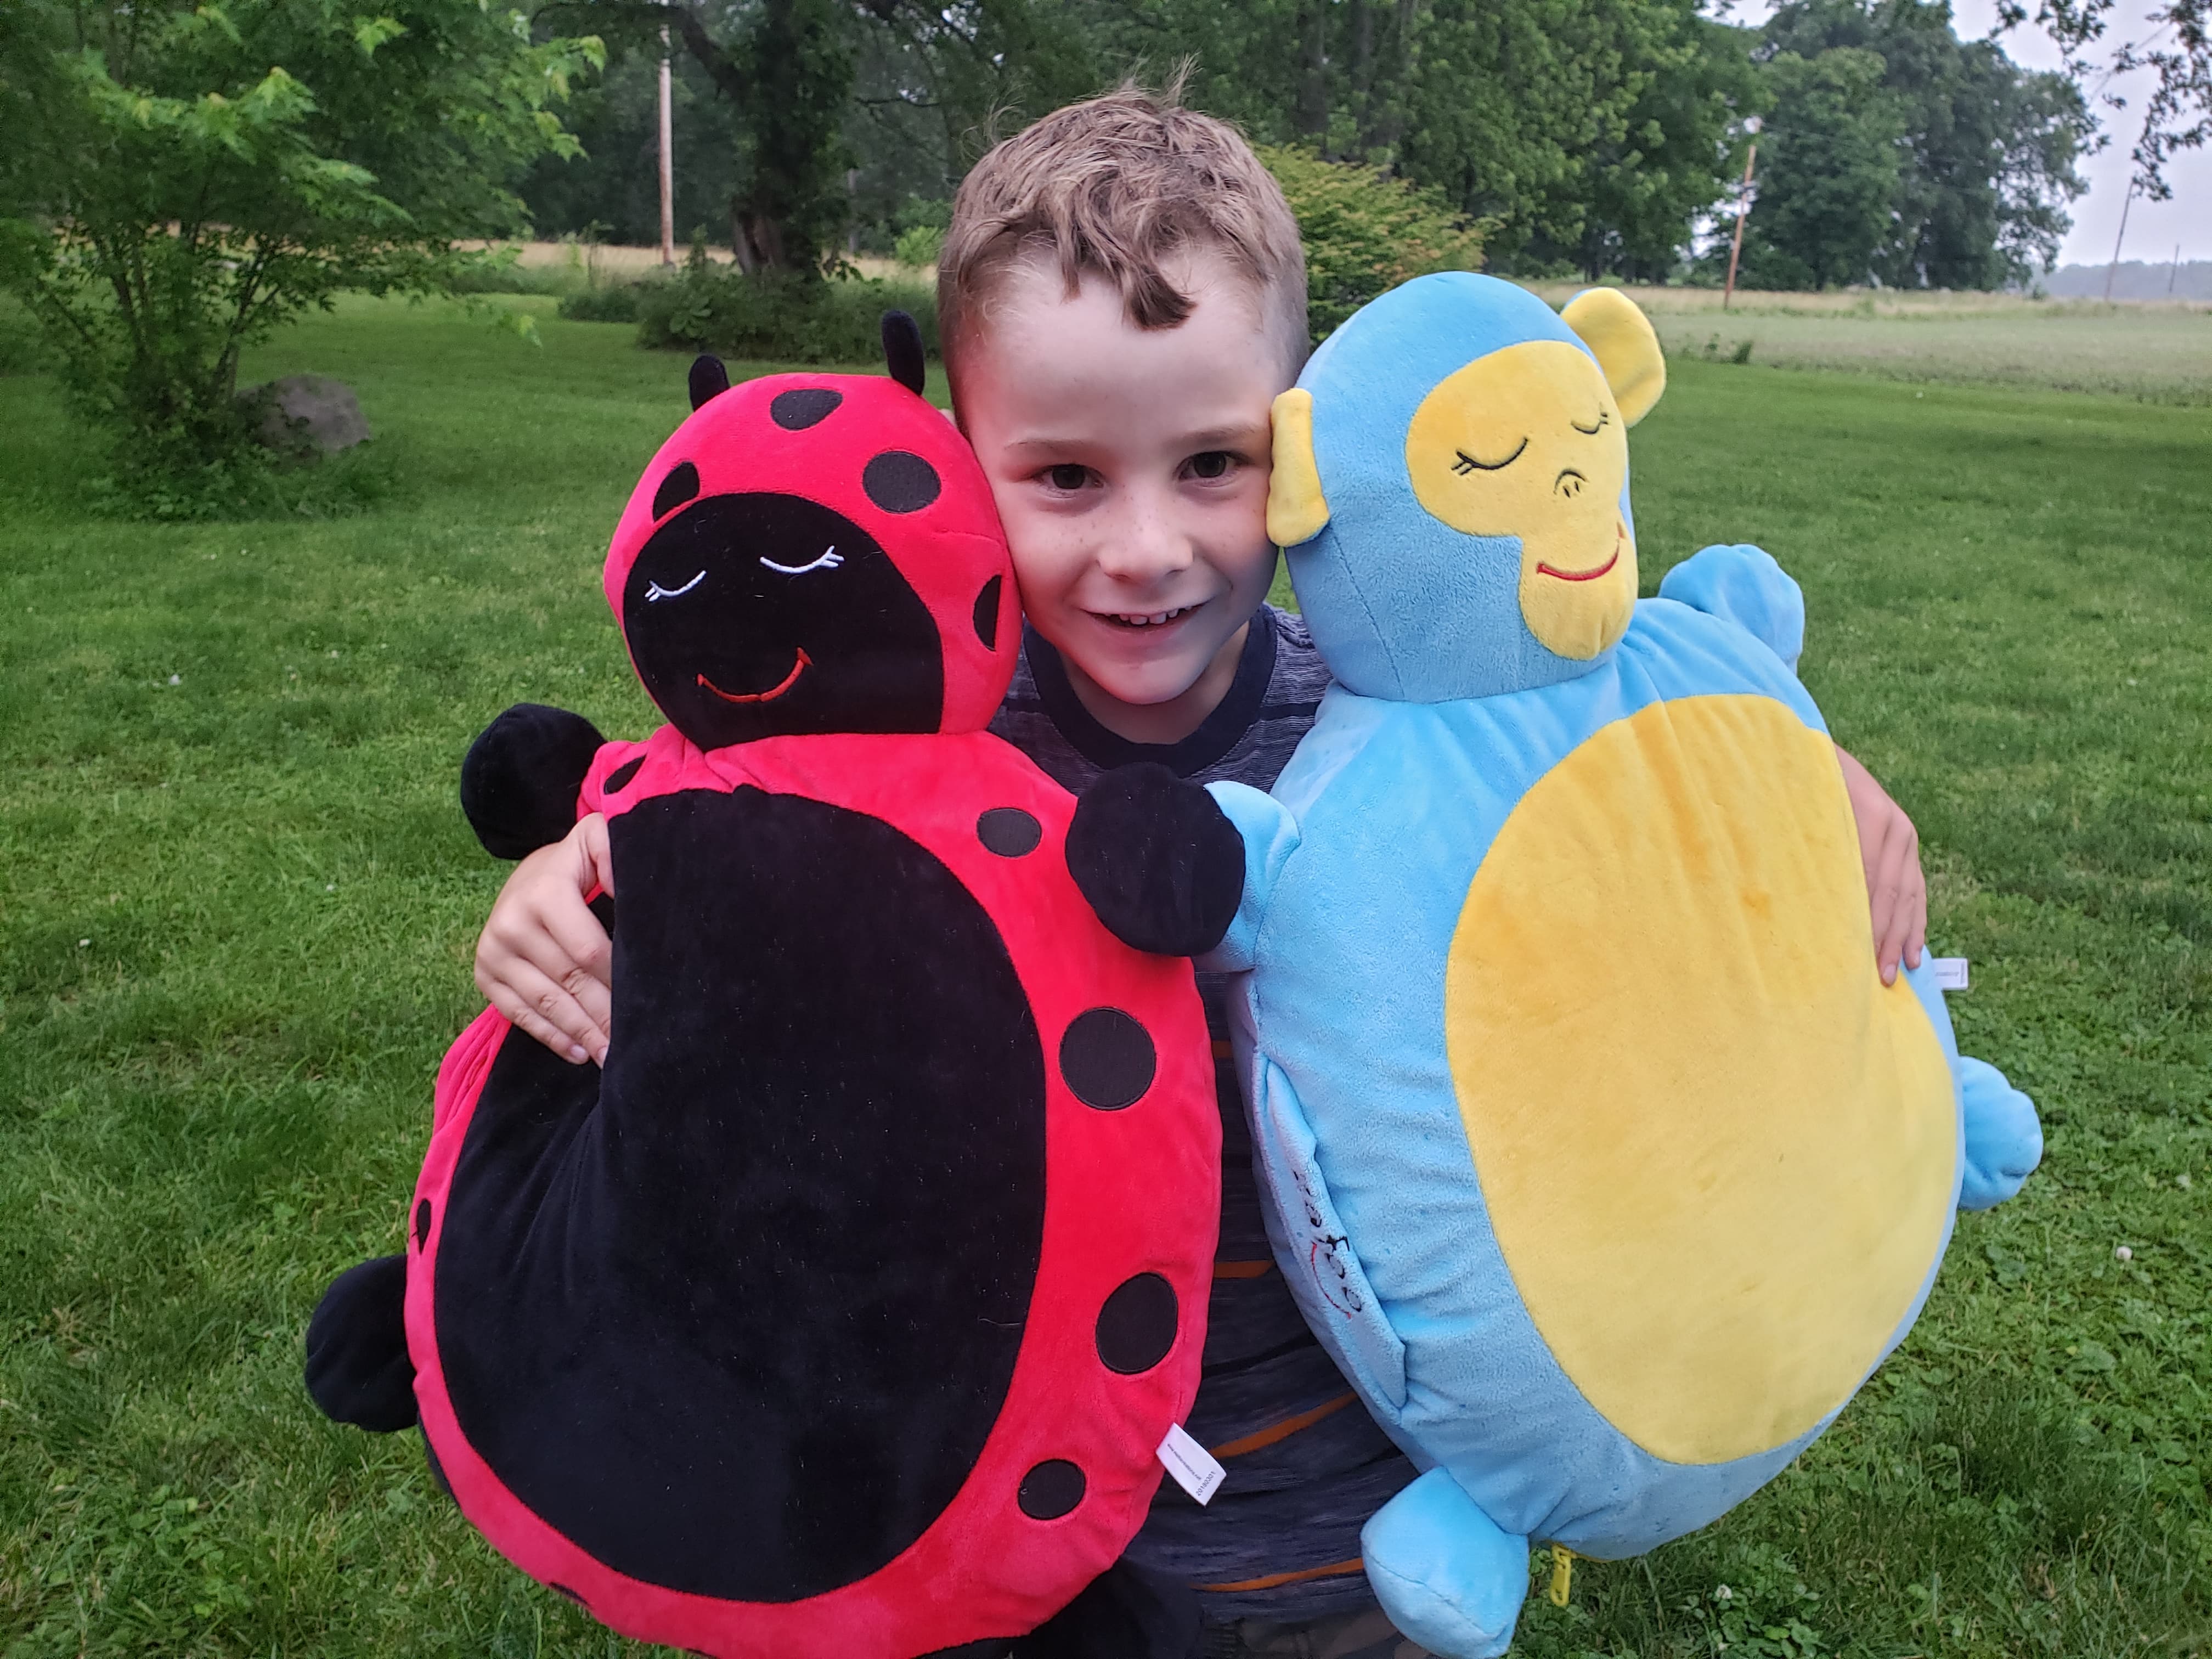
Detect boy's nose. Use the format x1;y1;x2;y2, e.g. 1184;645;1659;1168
1094;490;1195;585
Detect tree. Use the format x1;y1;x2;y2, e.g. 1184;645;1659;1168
0;0;598;479
1548;5;1765;280
1762;0;2089;288
2000;0;2209;206
545;0;1096;272
1738;47;1906;288
1076;0;1759;275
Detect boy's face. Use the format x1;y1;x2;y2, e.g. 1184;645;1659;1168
953;251;1291;709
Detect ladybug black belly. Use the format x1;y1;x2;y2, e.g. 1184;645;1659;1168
433;785;1046;1603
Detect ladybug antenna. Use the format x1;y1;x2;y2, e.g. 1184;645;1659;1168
881;312;927;397
689;354;731;410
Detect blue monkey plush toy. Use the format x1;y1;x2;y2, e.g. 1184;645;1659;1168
1200;274;2042;1657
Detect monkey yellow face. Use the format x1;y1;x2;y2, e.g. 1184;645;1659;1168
1405;340;1637;661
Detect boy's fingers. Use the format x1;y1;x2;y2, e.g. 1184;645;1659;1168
1870;827;1919;986
503;926;611;1058
575;812;615;898
483;963;595;1064
1904;851;1928;971
542;892;616;992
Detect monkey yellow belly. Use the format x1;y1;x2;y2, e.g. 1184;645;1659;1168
1443;695;1956;1466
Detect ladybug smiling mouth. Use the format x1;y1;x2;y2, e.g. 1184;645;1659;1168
698;649;812;704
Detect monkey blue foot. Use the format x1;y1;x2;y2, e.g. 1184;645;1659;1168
1359;1468;1530;1659
1957;1055;2041;1211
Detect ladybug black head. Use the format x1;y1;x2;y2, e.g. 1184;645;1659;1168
603;315;1016;751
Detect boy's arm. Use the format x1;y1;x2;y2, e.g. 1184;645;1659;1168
1837;746;1926;986
475;813;616;1065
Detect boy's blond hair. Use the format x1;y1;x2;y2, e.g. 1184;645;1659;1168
938;81;1308;377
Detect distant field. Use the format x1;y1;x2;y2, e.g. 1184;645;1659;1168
1524;283;2212;404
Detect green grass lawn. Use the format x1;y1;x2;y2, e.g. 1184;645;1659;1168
2;297;2208;1657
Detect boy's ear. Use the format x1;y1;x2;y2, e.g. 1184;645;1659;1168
1560;289;1666;427
1267;389;1330;548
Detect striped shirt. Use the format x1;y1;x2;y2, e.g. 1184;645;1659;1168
991;607;1419;1623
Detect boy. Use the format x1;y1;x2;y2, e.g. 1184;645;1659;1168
474;86;1929;1659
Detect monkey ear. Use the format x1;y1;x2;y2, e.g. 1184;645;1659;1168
1266;389;1330;548
1560;289;1665;426
688;354;731;410
881;311;927;396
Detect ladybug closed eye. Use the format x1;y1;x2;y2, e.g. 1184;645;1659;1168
645;571;706;602
759;548;846;577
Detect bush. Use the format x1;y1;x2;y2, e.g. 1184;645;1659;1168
559;284;647;324
636;253;938;363
893;224;946;270
0;292;42;376
1256;145;1497;340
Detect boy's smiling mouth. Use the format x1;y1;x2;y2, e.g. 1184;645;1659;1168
1097;602;1204;629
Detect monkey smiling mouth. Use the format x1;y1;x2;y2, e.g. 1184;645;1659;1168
698;649;812;704
1537;525;1627;583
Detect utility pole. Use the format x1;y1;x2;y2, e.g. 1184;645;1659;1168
2103;179;2136;301
1723;127;1760;312
657;10;675;266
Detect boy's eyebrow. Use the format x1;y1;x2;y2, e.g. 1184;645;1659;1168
1005;424;1265;454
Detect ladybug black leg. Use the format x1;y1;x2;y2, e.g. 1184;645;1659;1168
304;1255;419;1432
1066;763;1245;957
459;703;607;860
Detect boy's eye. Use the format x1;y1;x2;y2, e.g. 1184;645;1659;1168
1186;450;1234;481
1046;464;1091;492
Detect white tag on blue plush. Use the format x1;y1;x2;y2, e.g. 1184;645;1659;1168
1156;1423;1224;1505
1933;958;1970;991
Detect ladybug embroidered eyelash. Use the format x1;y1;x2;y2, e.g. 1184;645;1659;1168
759;548;845;577
645;571;706;602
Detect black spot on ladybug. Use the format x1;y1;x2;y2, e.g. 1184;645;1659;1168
651;461;700;521
862;450;940;514
977;807;1041;857
1018;1459;1085;1520
771;387;843;430
550;1583;588;1608
1059;1008;1156;1110
973;574;1003;650
605;756;645;793
414;1198;431;1250
1095;1272;1178;1374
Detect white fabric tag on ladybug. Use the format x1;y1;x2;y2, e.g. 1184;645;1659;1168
1157;1423;1224;1505
1933;958;1970;991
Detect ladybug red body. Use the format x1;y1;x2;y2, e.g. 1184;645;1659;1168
309;331;1224;1658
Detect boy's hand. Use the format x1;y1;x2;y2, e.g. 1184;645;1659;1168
474;813;616;1065
1835;746;1926;987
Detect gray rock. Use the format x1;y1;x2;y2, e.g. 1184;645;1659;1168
244;374;371;456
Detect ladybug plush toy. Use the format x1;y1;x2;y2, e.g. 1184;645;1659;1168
305;317;1239;1659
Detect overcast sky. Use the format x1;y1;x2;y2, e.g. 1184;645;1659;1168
1728;0;2211;266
